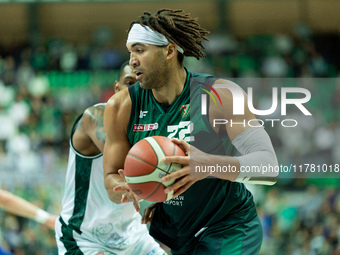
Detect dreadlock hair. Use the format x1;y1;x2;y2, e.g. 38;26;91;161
128;9;210;64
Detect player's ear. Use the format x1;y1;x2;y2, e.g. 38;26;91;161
114;81;119;92
166;43;177;60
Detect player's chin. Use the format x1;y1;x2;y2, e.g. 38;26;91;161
139;82;150;90
139;81;153;90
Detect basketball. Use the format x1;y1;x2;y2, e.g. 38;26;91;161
124;136;186;202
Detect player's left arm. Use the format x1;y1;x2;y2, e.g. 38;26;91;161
162;79;279;196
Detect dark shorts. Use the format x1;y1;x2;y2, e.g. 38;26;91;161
171;215;263;255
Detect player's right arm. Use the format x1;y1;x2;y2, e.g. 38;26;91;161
103;89;140;210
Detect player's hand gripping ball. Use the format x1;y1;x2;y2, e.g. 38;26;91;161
124;136;186;202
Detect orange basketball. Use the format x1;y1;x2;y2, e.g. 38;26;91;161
124;136;186;202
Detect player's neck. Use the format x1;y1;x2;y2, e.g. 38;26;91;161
152;66;186;105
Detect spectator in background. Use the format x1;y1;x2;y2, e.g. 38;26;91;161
8;92;30;128
262;51;288;77
16;60;35;88
0;56;16;86
60;43;78;72
27;71;50;98
31;46;49;71
0;56;6;75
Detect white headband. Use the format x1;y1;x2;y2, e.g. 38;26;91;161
126;24;184;54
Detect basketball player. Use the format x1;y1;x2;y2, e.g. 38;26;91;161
55;61;166;255
103;9;278;254
0;189;57;229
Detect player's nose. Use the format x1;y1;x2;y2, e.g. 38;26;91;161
129;54;139;67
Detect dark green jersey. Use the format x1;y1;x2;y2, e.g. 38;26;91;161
127;69;257;251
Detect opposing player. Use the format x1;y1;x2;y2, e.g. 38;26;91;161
55;61;165;255
103;9;279;254
0;189;57;229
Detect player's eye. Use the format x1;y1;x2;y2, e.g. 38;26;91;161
125;80;136;86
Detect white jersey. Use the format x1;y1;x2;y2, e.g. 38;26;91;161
55;111;165;255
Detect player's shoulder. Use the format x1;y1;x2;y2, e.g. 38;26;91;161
104;88;132;133
83;103;106;120
106;88;132;113
188;69;218;92
190;70;216;79
212;78;245;102
79;103;104;126
207;79;246;119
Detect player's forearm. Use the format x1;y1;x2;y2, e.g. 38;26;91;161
233;150;279;185
232;127;278;185
196;153;278;185
195;127;279;185
104;173;126;203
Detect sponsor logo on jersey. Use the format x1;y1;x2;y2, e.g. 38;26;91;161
179;104;190;118
133;123;158;131
139;110;148;118
163;195;185;206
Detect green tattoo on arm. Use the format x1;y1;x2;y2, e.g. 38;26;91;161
93;106;106;144
96;127;106;144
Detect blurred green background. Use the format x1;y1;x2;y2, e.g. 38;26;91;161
0;0;339;254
